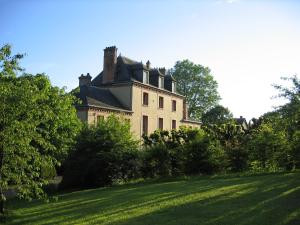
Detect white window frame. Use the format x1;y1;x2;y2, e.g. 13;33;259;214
158;76;164;88
143;71;149;84
172;81;176;92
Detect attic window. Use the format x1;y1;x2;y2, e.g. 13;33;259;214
158;76;164;88
143;71;149;84
172;81;176;92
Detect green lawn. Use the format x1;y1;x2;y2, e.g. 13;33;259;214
4;172;300;225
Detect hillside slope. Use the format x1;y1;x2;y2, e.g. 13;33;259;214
6;172;300;225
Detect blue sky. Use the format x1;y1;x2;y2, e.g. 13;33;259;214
1;0;300;119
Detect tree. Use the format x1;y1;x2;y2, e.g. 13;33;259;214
272;75;300;168
61;115;140;189
184;130;225;175
168;59;220;120
247;123;290;171
0;44;81;214
204;122;248;172
273;76;300;134
201;104;233;126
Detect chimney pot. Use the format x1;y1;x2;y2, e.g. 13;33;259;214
146;60;151;69
79;73;92;86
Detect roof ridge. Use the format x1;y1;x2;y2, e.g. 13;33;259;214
119;55;140;65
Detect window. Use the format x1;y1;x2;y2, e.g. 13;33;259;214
143;92;149;105
143;71;149;84
172;120;176;129
158;118;163;130
172;100;176;111
159;96;164;108
97;115;104;123
172;81;176;92
142;115;148;136
158;76;164;88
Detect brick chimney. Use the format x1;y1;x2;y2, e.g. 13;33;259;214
103;46;117;84
79;73;92;86
183;99;188;120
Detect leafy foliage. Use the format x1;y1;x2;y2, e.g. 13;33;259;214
141;144;173;177
201;105;233;126
0;44;81;213
247;123;290;171
61;115;140;189
142;128;225;177
271;75;300;169
184;131;225;175
204;122;248;172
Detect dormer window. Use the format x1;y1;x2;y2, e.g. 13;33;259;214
172;81;176;92
143;71;149;84
158;76;164;88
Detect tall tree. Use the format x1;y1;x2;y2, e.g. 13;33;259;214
272;75;300;168
169;59;220;120
0;44;81;214
273;75;300;135
201;104;233;126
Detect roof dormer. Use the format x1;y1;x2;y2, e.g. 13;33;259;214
143;70;149;84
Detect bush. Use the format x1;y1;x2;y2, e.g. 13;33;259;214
185;131;225;175
141;128;225;177
141;144;172;178
247;123;290;172
60;115;140;189
225;143;248;172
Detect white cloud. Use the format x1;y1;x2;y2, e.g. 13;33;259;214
226;0;239;4
213;0;239;5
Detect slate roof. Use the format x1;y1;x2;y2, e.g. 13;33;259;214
91;71;103;87
91;56;170;86
120;56;139;65
76;85;131;112
79;53;177;111
165;74;175;81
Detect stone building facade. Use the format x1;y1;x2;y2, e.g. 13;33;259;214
76;46;201;139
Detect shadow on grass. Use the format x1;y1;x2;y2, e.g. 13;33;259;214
5;172;300;225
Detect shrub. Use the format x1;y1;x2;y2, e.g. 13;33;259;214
60;115;140;189
141;144;172;178
185;131;225;175
141;128;225;177
225;142;248;172
247;123;290;172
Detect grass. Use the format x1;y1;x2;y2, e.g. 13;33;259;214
4;172;300;225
